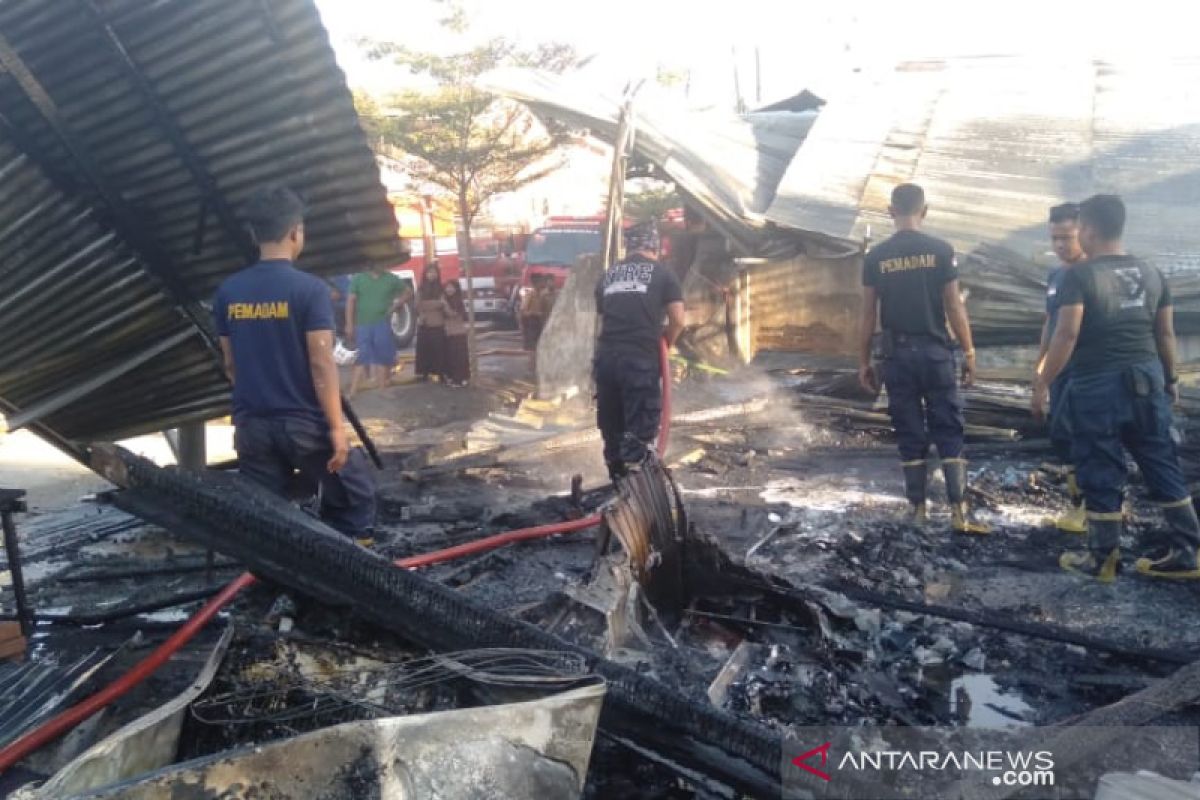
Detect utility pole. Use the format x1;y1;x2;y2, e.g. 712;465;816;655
731;47;745;114
458;197;479;382
755;46;762;105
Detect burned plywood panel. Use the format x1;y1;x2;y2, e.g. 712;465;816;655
70;686;606;800
742;244;862;359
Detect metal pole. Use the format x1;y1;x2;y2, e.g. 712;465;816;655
174;423;213;582
176;422;207;472
342;396;383;469
0;491;31;638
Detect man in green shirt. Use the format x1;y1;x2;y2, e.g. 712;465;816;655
345;265;410;397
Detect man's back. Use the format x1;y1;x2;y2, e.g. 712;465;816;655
596;256;682;360
863;230;956;342
1059;254;1167;375
213;259;334;423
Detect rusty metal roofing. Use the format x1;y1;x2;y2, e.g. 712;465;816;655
0;0;403;454
765;57;1200;269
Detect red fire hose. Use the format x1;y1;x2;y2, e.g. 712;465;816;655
0;339;673;773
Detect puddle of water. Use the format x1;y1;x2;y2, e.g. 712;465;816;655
759;478;904;512
80;537;205;559
993;503;1057;528
139;608;194;624
949;674;1034;728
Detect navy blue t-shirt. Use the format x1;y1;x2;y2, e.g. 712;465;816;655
1045;266;1066;342
595;257;683;360
212;259;335;424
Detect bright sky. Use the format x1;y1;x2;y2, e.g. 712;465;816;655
316;0;1198;107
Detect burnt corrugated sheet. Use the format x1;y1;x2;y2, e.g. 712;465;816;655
766;57;1200;270
483;68;818;254
0;649;112;748
0;0;402;451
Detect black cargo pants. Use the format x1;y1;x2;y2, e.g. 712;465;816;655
881;334;966;462
594;349;662;478
234;415;376;538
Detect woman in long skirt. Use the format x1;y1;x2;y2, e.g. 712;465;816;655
442;280;470;386
414;262;446;381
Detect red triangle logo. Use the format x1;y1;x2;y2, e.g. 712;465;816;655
792;741;832;781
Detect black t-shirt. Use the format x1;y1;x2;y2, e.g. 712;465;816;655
595;257;683;359
1056;254;1171;375
862;230;958;343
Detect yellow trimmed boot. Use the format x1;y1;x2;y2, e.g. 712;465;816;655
1060;547;1121;583
902;460;928;526
943;458;990;535
1054;472;1087;534
355;528;377;549
1060;514;1121;583
1135;500;1200;580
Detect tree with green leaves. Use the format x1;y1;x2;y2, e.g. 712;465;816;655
624;184;682;224
358;10;579;380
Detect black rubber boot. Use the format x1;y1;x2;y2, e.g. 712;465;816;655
902;460;928;525
1061;515;1121;583
1060;547;1121;583
1053;471;1087;534
1136;501;1200;580
942;458;989;534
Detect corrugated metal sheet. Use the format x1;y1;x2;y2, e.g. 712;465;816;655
482;69;817;253
0;649;112;748
0;0;403;451
766;57;1200;270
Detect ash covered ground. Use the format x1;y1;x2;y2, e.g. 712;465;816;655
349;352;1200;793
8;345;1200;798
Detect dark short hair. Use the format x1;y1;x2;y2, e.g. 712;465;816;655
891;183;925;216
1079;194;1125;240
1048;202;1079;224
241;186;305;244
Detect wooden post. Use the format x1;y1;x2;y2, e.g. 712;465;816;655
0;489;31;640
175;423;213;581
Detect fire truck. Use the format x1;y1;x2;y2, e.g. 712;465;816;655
510;212;685;315
345;200;521;349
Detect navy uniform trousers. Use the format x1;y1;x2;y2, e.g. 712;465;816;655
882;335;966;462
1067;360;1194;550
235;415;377;538
1048;372;1073;466
594;349;662;473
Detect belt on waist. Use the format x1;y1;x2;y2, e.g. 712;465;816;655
889;332;944;345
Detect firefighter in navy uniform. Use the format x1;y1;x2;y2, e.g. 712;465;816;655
1034;194;1200;582
858;183;989;533
594;224;686;480
1037;203;1089;533
212;186;377;544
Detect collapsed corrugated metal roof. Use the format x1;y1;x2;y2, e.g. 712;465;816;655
494;59;1200;270
0;0;402;454
766;57;1200;269
482;69;818;254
